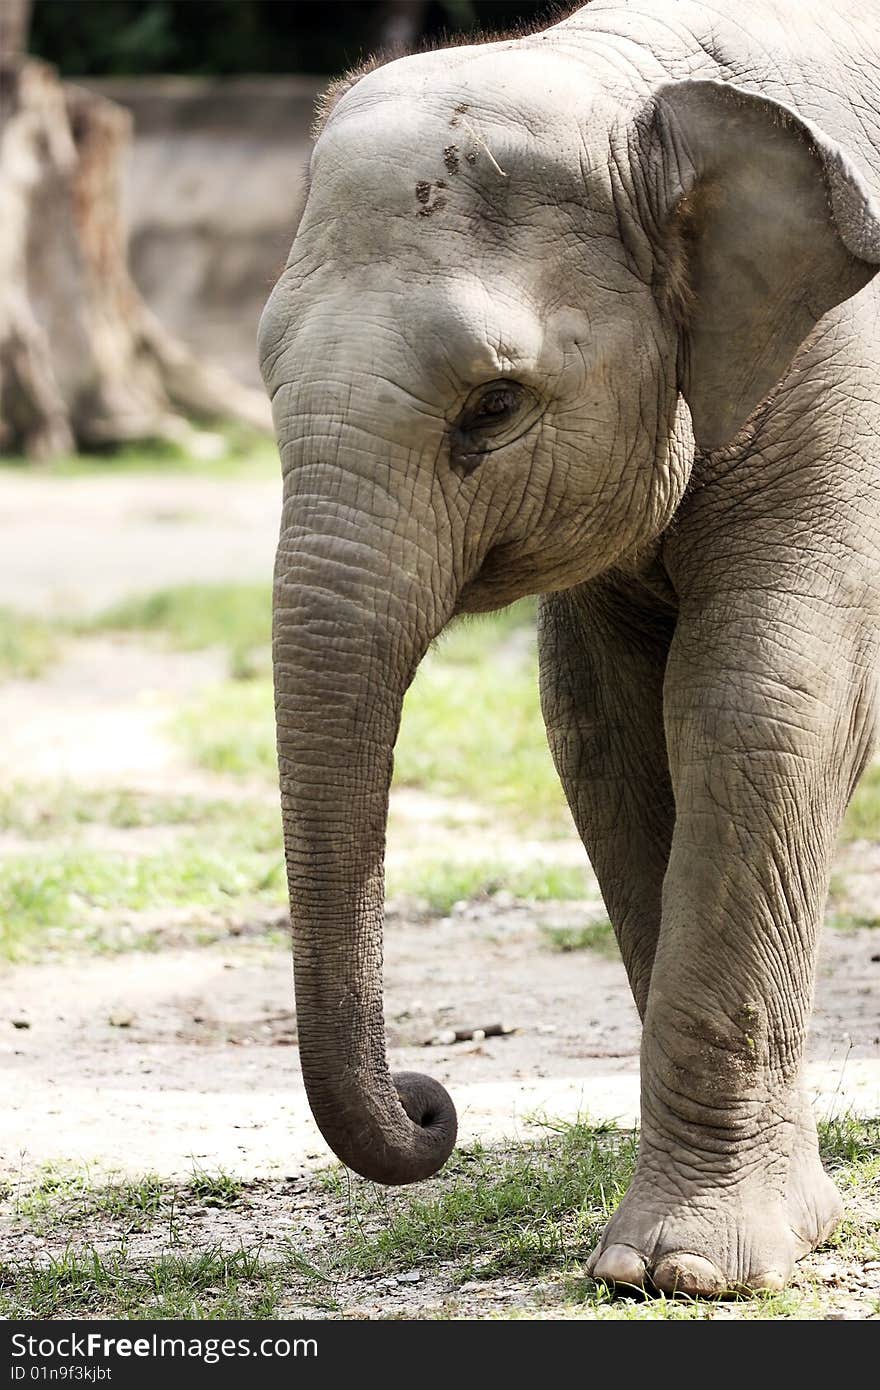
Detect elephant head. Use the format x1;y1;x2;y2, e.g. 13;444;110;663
259;36;880;1184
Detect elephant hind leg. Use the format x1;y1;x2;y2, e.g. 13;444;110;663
538;573;677;1018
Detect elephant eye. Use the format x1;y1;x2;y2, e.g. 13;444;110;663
460;382;524;429
449;379;544;475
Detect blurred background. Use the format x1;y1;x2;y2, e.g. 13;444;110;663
14;1;555;410
0;0;877;1320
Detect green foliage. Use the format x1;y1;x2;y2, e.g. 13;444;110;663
29;1;553;78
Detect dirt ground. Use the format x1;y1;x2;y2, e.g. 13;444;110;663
0;470;280;616
1;466;879;1318
2;915;879;1181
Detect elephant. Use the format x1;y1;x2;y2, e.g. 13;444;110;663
258;0;880;1296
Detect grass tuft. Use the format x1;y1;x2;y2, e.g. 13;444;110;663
0;609;57;682
0;1244;279;1320
84;583;272;680
842;764;880;841
538;920;617;956
387;859;592;915
0;832;286;960
335;1120;636;1280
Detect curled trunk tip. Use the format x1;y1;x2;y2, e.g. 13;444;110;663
392;1071;458;1181
307;1070;458;1186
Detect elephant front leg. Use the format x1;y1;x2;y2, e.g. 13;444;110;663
589;598;870;1295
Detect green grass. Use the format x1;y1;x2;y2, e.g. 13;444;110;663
0;784;247;837
827;912;880;931
819;1113;880;1167
394;603;568;827
85;583;272;679
3;1117;878;1318
173;597;571;830
174;678;277;775
12;1167;244;1234
0;783;289;958
0;608;57;681
0;425;278;479
0;828;588;959
387;858;591;915
13;1171;170;1233
333;1120;637;1281
0;1245;281;1320
189;1169;245;1210
324;1112;880;1314
539;919;617;956
0;827;286;959
0;785;588;956
842;764;880;841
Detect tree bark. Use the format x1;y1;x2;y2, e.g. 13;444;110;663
0;43;271;460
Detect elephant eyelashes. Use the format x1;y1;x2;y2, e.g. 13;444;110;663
449;379;544;474
466;383;522;424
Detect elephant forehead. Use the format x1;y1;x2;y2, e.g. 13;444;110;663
323;40;615;146
307;54;618;250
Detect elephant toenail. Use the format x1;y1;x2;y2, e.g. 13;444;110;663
591;1243;648;1289
652;1253;729;1297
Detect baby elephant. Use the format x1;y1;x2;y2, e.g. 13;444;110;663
259;0;880;1295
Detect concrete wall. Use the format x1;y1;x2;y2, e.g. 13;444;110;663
86;76;323;387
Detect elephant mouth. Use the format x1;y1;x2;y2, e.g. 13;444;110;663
455;541;541;613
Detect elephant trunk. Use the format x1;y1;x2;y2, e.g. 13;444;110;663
274;514;458;1184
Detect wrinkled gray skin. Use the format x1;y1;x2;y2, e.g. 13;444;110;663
259;0;880;1295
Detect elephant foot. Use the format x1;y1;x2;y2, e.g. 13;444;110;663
587;1127;842;1297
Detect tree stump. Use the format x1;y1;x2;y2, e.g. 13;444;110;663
0;45;272;460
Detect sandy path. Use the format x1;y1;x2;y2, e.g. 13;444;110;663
0;636;231;787
2;918;877;1181
0;467;878;1191
0;472;279;616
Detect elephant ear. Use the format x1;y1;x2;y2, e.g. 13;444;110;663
647;79;880;451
